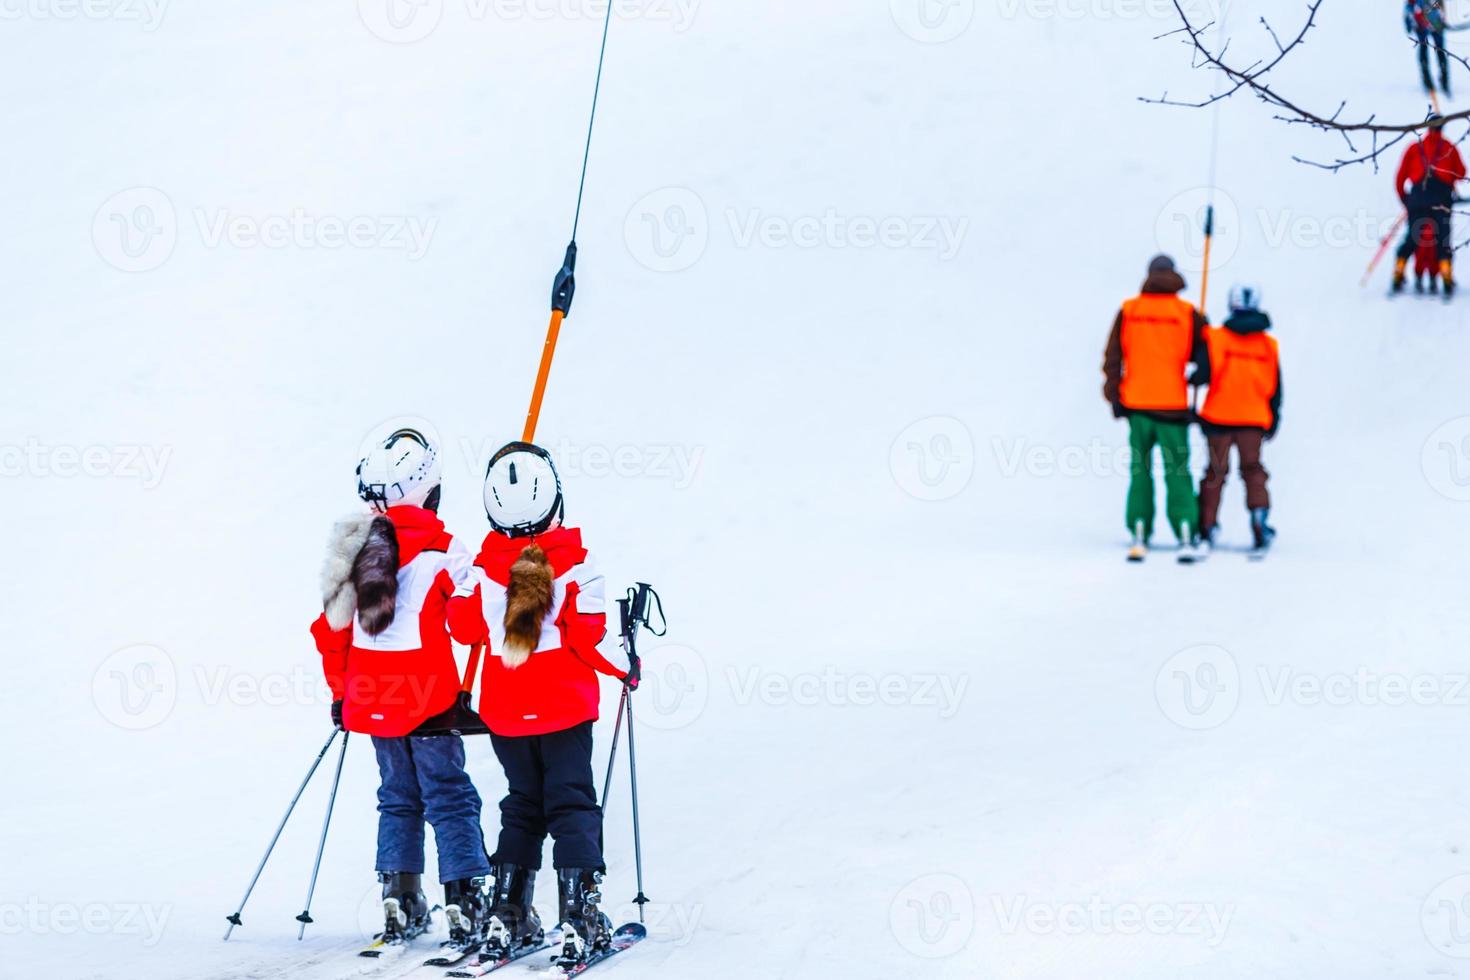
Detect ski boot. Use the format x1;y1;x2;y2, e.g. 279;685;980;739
380;871;432;944
1392;258;1409;295
442;876;491;952
1441;260;1456;299
483;863;544;956
1127;520;1148;563
554;868;613;968
1176;521;1203;565
1200;524;1219;556
1249;507;1276;557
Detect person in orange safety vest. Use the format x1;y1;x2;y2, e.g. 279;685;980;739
1102;254;1210;560
1197;283;1281;555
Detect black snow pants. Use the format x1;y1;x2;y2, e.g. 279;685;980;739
489;721;604;871
1398;179;1455;267
1417;27;1451;90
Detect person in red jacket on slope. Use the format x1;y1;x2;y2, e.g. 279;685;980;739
311;428;492;953
1393;115;1467;296
447;441;632;969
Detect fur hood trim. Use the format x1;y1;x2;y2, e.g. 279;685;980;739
322;512;376;630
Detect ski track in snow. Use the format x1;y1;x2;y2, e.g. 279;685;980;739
7;1;1470;979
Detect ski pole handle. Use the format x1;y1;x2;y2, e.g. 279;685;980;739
624;650;642;691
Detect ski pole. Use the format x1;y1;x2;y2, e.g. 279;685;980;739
1362;212;1408;287
600;685;629;809
296;730;350;939
223;728;340;941
623;689;649;923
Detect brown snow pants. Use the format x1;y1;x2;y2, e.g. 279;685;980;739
1198;429;1269;534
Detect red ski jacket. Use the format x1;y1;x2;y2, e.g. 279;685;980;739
1396;131;1466;200
311;506;471;737
447;526;628;738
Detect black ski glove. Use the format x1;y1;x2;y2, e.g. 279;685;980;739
331;699;344;729
1110;400;1126;420
624;652;642;691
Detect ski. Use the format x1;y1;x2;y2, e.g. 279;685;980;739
444;938;555;978
360;935;417;959
550;923;646;978
360;919;435;958
359;938;391;958
424;940;485;969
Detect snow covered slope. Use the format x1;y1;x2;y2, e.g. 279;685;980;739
4;2;1470;978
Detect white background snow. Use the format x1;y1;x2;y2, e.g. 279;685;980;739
4;1;1470;977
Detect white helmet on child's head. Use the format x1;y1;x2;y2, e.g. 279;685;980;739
357;428;442;513
1228;283;1263;313
483;441;563;538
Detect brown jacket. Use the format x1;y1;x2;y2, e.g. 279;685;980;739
1102;269;1210;422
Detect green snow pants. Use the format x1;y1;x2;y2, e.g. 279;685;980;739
1126;415;1198;543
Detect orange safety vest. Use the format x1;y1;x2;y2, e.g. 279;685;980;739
1199;327;1279;429
1118;293;1196;411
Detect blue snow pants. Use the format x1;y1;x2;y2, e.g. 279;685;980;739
372;734;491;883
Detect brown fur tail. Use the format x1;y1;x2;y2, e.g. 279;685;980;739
502;545;554;668
352;517;400;636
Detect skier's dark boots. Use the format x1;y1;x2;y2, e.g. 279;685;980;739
1250;507;1276;550
555;868;613;966
484;863;544;954
443;877;490;949
1442;260;1457;298
380;871;432;942
1392;258;1409;294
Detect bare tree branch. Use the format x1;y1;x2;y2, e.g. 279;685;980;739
1142;0;1470;169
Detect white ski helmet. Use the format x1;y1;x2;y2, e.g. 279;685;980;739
1228;283;1263;313
483;441;563;537
356;428;442;513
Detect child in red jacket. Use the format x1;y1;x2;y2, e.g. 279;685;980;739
311;428;492;954
1392;114;1466;295
447;441;631;968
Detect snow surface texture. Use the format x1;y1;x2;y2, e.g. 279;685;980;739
5;1;1470;978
